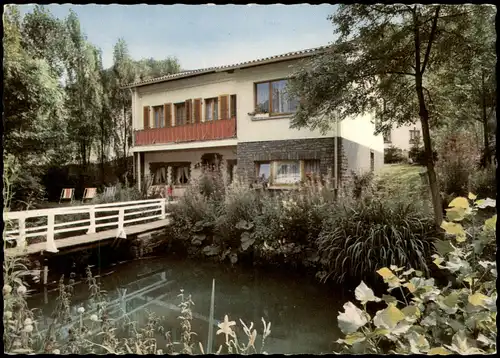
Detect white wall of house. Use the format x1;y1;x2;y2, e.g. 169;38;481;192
339;113;384;173
132;59;338;145
340;113;384;153
385;122;422;154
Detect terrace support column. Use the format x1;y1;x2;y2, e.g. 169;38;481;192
137;152;142;190
167;166;173;185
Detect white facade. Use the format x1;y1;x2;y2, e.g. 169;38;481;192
128;48;384;190
131;59;338;148
384;122;423;155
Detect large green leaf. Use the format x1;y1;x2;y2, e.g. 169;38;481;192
337;302;370;334
240;232;255;251
373;304;405;329
354;281;381;304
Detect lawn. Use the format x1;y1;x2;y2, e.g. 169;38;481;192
374;164;429;200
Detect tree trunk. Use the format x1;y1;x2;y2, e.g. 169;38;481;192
481;71;491;166
413;6;444;227
100;115;105;185
417;85;444;226
123;105;127;183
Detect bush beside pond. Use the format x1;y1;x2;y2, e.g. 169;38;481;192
167;170;439;285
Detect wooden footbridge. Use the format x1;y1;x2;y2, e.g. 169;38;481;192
3;198;177;258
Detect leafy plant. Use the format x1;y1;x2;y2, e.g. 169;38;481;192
409;142;438;166
316;197;438;284
333;194;496;354
384;146;406;164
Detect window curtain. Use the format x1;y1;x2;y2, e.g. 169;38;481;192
275;161;300;184
305;160;321;175
154;110;160;128
160;107;164;127
206;101;213;121
175;166;189;184
154;167;166;184
272;80;297;113
213;100;218;120
161;167;166;183
256;83;269;112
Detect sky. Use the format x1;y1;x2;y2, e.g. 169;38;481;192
18;4;338;70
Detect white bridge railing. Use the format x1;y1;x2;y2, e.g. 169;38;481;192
3;199;176;254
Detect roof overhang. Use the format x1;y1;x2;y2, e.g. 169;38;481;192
122;45;330;89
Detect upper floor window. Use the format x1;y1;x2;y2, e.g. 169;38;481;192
255;79;298;115
175;102;186;125
410;129;421;143
383;129;391;143
205;97;219;121
153;106;164;128
230;94;237;118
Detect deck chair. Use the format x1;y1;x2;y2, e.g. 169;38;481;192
59;188;75;204
82;187;97;203
103;186;116;200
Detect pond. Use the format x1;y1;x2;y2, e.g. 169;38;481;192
28;255;347;354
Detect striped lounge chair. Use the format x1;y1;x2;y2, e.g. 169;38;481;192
59;188;75;204
82;187;97;202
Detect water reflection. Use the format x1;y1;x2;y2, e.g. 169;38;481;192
28;257;344;354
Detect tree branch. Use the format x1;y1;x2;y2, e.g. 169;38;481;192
422;86;433;105
422;10;473;25
421;6;441;76
386;71;416;77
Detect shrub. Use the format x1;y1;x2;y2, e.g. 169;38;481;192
90;182;143;204
333;194;496;355
384;146;406;164
316;197;438;285
339;170;375;200
468;165;496;200
409;142;438;166
435;130;480;198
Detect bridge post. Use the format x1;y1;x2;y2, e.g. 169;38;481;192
17;217;27;250
87;206;96;234
45;213;59;253
116;208;126;239
160;198;166;219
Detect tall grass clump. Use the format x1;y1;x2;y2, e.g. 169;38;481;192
316;197;438;285
91;181;143;205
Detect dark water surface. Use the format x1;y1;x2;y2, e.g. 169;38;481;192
28;255;346;354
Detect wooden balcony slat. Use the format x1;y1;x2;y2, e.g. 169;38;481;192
135;117;236;146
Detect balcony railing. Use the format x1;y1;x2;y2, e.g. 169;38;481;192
135;117;237;146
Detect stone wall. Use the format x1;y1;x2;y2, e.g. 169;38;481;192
236;138;337;182
237;137;384;185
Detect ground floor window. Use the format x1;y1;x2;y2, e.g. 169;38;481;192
275;161;301;184
304;159;321;182
153;167;167;184
255;159;323;186
175;165;190;185
227;159;237;183
257;162;271;181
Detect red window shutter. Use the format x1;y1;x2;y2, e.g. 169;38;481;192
185;99;192;124
164;103;172;127
219;95;229;120
143;106;150;129
193;98;202;123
